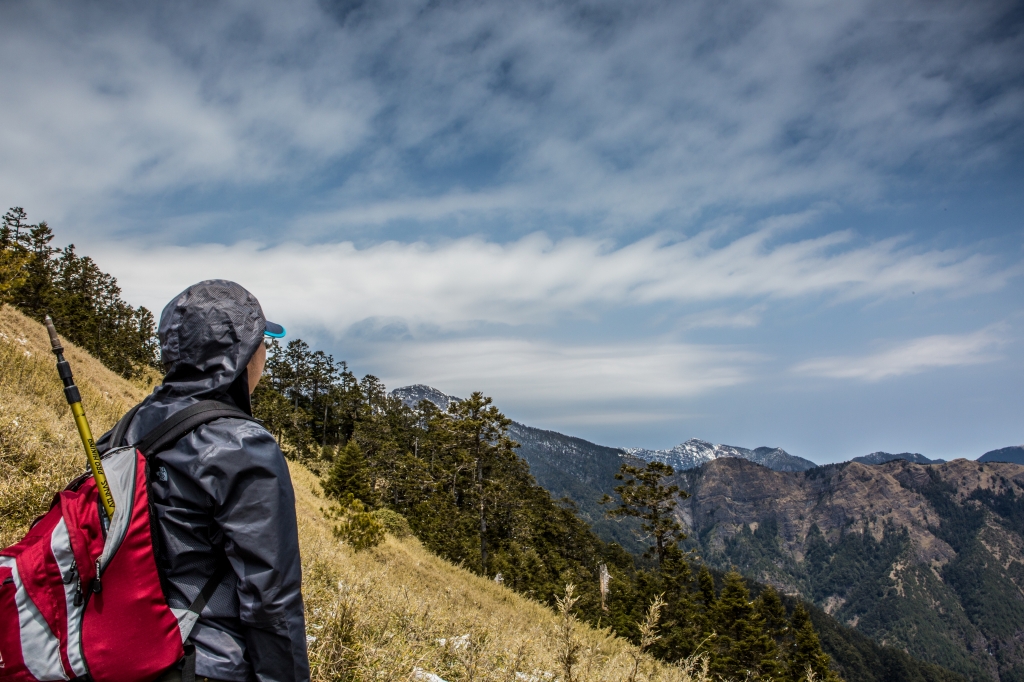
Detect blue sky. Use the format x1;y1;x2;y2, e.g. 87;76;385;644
2;0;1022;462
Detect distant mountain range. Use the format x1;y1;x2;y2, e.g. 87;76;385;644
852;451;945;465
626;439;818;472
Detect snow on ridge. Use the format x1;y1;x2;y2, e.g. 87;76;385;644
624;438;816;472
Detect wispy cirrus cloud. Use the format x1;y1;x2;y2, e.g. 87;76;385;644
92;225;1008;336
791;326;1008;381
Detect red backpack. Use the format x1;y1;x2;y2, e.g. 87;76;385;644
0;401;256;682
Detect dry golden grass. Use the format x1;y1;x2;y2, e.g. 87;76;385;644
0;305;155;546
0;305;711;682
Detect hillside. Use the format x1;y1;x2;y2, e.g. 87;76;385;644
0;306;705;682
674;457;1024;681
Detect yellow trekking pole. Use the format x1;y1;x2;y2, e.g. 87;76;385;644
44;315;115;519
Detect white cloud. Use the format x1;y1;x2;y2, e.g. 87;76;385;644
363;337;756;412
91;226;1006;335
791;326;1008;381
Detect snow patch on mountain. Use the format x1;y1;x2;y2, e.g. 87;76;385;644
390;384;459;411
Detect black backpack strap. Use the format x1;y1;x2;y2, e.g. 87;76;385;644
135;400;259;457
108;402;144;450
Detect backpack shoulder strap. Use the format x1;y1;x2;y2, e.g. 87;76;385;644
107;401;144;450
135;400;259;457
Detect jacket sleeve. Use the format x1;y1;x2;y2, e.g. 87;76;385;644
194;420;310;682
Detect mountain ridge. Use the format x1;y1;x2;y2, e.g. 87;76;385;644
852;451;945;465
626;438;818;472
979;446;1024;465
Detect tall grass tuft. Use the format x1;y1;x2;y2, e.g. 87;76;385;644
626;595;666;682
555;584;584;682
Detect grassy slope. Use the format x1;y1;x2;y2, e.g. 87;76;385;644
0;305;705;682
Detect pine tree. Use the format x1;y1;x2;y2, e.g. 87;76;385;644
754;585;788;678
602;461;689;567
323;441;374;504
710;571;777;679
787;603;839;682
330;496;385;551
698;564;717;612
0;223;29;303
648;545;701;663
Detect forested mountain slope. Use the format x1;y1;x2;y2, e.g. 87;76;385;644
675;457;1024;681
391;385;644;553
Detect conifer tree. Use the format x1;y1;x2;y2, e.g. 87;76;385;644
0;212;29;303
710;571;777;679
323;441;373;504
648;545;701;663
602;461;689;567
787;603;839;682
754;585;789;678
698;564;717;612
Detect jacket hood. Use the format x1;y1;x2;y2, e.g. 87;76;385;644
154;279;267;412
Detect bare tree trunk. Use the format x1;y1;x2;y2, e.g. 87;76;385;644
478;457;487;575
322;404;329;447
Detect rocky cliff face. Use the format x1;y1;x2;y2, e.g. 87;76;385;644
676;457;1024;681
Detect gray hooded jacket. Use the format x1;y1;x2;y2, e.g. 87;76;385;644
97;280;309;682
